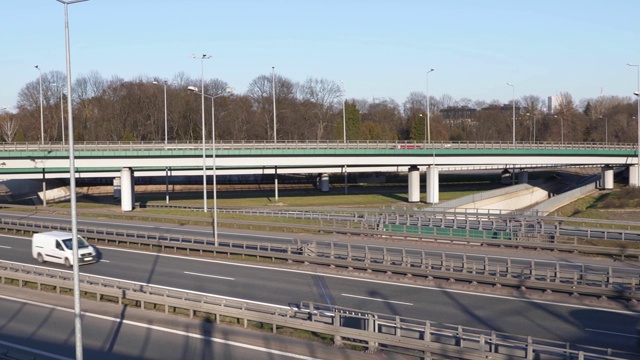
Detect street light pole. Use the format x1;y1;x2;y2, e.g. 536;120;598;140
426;68;434;144
507;82;515;146
52;83;66;145
341;80;346;143
59;86;65;145
56;1;88;359
341;80;348;194
628;63;640;187
272;66;277;143
153;80;169;204
192;54;212;211
600;116;608;145
35;65;44;144
187;86;233;246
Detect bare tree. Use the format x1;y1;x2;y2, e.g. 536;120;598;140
298;77;342;140
402;91;426;118
246;73;295;140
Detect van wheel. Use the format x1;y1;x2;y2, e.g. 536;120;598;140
64;258;71;267
36;253;44;263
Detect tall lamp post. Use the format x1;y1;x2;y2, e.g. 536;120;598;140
35;65;44;144
506;82;515;146
628;63;640;187
341;80;348;194
153;80;170;204
272;66;277;143
192;54;212;211
56;1;89;359
52;83;65;145
341;80;346;143
599;116;608;145
426;68;435;143
188;86;233;246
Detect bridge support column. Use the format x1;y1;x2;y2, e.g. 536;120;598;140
426;166;439;204
517;170;529;184
629;165;639;187
319;173;330;192
120;167;135;212
408;166;420;203
601;166;614;190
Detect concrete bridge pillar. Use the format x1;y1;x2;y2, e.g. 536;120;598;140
517;170;529;184
629;165;639;187
426;166;439;204
408;166;420;202
319;173;330;192
601;166;614;190
120;167;135;212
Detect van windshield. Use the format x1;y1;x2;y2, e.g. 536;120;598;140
61;236;90;250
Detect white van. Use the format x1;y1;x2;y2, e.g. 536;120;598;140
32;231;97;266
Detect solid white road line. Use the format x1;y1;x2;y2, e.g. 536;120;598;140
585;328;638;338
184;271;235;280
0;339;72;360
0;294;321;360
0;245;11;249
341;293;413;306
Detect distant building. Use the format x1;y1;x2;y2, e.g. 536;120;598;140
479;104;520;114
547;95;562;113
441;106;477;121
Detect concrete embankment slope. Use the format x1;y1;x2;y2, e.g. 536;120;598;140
437;172;598;214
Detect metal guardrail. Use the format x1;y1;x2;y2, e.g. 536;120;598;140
141;203;640;243
1;217;638;301
0;140;636;152
0;261;635;360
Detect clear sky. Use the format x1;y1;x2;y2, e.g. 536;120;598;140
2;0;639;109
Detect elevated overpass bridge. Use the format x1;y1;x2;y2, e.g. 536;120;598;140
0;140;637;209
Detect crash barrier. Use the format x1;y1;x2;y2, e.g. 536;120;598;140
0;218;638;301
0;261;635;360
141;203;640;242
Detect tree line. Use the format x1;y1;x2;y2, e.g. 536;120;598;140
1;70;638;144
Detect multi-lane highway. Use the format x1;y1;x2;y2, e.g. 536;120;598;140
0;218;638;359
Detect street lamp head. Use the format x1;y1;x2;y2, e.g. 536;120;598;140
634;91;639;97
56;0;89;4
627;63;638;67
506;82;514;87
187;86;198;92
427;68;435;73
224;87;235;94
34;65;40;70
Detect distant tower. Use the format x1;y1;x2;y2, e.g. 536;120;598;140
547;95;562;113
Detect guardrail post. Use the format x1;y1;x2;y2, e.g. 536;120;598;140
368;314;378;351
333;310;342;347
526;336;534;359
462;254;467;272
424;320;431;343
531;259;535;279
507;258;512;278
490;331;496;353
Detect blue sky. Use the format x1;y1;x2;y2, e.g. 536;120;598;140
2;0;639;109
